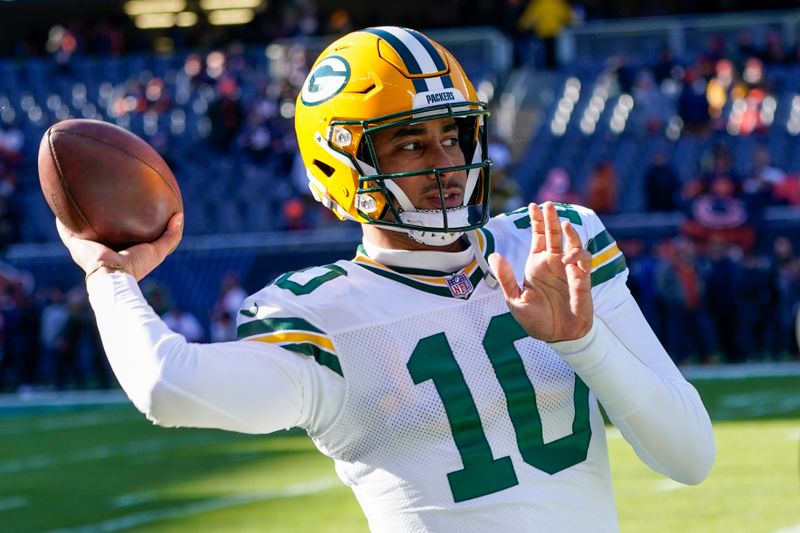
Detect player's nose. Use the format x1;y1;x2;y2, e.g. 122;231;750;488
424;145;460;180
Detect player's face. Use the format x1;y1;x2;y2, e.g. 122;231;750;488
371;117;467;211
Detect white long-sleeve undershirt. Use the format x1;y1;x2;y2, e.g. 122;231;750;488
87;272;342;435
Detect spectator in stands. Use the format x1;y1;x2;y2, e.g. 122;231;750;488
208;76;244;152
742;144;786;212
585;161;618;214
651;47;678;85
678;66;711;135
0;197;19;252
488;136;523;213
644;150;682;211
773;236;800;359
210;307;236;342
14;289;42;391
704;238;745;363
620;238;662;339
535;167;582;204
737;249;780;361
163;305;205;343
655;237;718;364
38;287;70;388
631;69;670;135
681;174;755;252
0;123;24;169
0;281;39;391
772;173;800;206
55;289;103;390
517;0;574;69
46;24;79;67
218;272;248;323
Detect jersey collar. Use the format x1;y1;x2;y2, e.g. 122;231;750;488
352;228;495;299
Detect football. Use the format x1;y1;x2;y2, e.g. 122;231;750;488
38;119;183;251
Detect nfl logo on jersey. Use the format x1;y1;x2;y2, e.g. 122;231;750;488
447;273;474;298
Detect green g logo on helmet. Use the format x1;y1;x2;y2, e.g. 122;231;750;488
301;56;351;106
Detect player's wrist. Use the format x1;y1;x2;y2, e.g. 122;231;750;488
85;262;131;282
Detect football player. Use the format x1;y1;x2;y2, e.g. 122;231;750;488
57;26;714;532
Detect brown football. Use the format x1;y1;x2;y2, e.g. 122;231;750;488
38;119;183;251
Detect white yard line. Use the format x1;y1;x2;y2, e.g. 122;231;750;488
47;478;340;533
772;525;800;533
680;362;800;380
0;390;127;409
0;496;28;512
0;411;134;436
0;435;223;474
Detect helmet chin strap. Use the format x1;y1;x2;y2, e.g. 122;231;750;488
382;180;467;246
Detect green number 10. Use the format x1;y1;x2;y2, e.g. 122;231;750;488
407;313;591;503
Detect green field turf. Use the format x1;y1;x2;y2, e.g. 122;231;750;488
0;373;798;532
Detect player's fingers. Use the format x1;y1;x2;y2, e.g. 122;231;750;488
488;252;521;302
563;248;592;273
154;213;184;257
562;220;583;252
55;218;76;242
529;203;545;254
543;202;562;254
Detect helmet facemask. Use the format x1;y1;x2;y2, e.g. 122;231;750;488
330;102;492;245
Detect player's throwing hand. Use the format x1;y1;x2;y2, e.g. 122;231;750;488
56;213;183;282
488;202;593;342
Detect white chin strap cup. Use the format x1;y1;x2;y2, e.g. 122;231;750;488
398;206;469;246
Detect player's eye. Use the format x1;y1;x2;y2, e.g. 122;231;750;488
442;136;459;148
400;141;421;151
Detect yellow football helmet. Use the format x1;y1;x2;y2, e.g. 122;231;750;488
295;26;492;245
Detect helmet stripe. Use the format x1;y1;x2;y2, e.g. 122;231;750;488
404;28;447;71
364;28;428;92
379;26;440;74
365;27;455;94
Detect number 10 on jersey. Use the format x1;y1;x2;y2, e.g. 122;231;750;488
407;313;592;503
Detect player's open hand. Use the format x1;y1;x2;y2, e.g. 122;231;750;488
488;202;593;342
56;213;183;282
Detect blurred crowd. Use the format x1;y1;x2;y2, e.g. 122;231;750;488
0;269;249;393
0;5;800;392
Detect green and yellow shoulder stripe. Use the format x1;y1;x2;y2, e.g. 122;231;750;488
586;227;627;287
237;311;343;377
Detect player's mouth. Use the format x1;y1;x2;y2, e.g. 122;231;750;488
422;189;463;209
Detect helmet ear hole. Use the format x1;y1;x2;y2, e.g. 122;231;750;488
356;139;376;169
314;159;336;177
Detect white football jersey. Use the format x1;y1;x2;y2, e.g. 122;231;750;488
238;204;630;532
